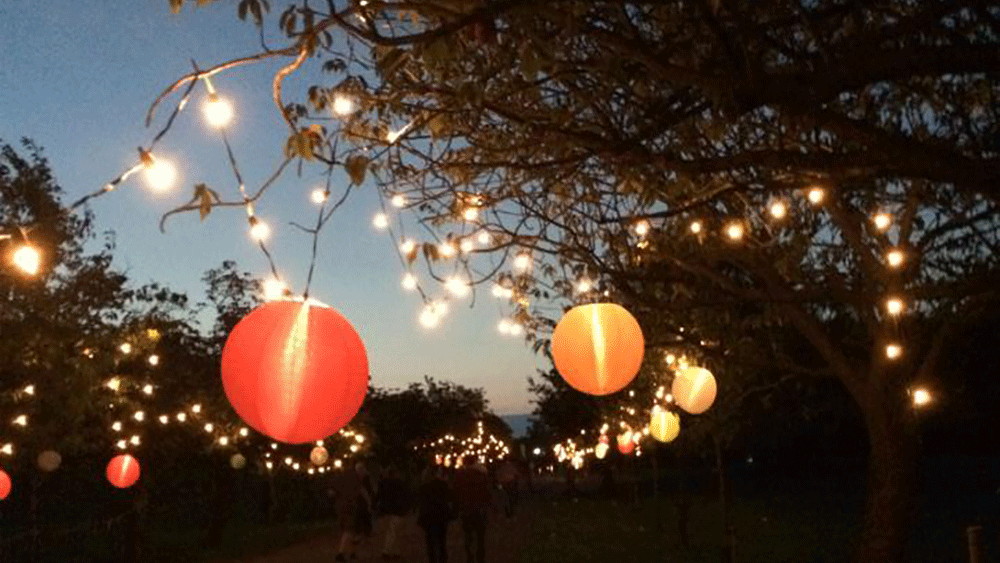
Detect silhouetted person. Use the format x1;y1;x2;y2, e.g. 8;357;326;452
335;462;374;562
497;459;519;518
377;465;409;561
418;466;454;563
453;456;491;563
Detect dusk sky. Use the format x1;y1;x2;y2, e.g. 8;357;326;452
0;1;543;415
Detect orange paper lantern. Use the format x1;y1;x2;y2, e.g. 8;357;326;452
672;367;717;414
649;409;680;443
221;300;369;444
551;304;645;395
106;454;140;489
0;469;11;500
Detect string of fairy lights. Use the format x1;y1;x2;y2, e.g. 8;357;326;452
416;421;511;469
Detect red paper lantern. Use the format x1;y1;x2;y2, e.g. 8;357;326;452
106;454;140;489
551;303;645;396
0;469;11;500
221;300;369;444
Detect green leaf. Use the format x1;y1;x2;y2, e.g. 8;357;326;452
345;155;369;185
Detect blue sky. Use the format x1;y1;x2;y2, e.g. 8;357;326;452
0;1;543;415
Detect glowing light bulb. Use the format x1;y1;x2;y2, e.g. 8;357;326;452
634;220;650;236
373;212;389;229
460;239;475;253
769;201;787;219
159;415;169;424
12;245;40;275
725;222;744;241
446;276;470;297
117;440;127;450
142;384;153;395
23;384;34;395
420;307;441;328
386;129;402;144
400;239;416;254
807;187;825;205
689;220;703;234
0;444;12;455
885;297;904;316
391;194;406;207
355;434;365;443
885;343;902;359
203;95;234;128
119;343;132;354
497;318;511;334
463;207;479;221
219;436;229;446
508;322;524;336
311;189;329;204
262;278;288;301
12;415;27;427
332;94;355;116
130;435;141;446
575;279;592;293
873;212;891;231
401;273;418;291
107;378;121;392
249;219;270;241
886;249;905;268
133;411;145;422
438;242;456;258
477;231;491;245
143;157;176;192
192;404;202;414
148;354;159;366
176;412;187;422
513;253;532;272
912;387;931;407
204;423;214;433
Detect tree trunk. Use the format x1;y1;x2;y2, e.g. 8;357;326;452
854;382;918;563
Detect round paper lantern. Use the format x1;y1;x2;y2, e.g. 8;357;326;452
672;367;717;414
0;469;11;500
617;432;635;455
310;446;330;466
551;303;645;396
230;453;247;470
37;450;61;472
649;410;680;443
595;442;609;460
221;300;370;444
106;454;141;489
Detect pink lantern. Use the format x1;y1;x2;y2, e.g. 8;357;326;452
0;469;11;500
106;454;140;489
221;300;369;444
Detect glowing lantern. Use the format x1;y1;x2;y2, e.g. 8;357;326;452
37;450;62;472
672;367;717;414
221;300;370;444
649;410;680;443
230;454;247;470
310;446;330;466
551;304;645;396
617;432;635;455
0;469;10;500
595;443;609;460
106;454;141;489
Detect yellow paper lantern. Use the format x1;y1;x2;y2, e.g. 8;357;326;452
672;367;717;414
551;304;645;396
649;410;680;443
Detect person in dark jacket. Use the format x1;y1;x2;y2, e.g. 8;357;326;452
418;465;454;563
452;456;492;563
377;466;410;561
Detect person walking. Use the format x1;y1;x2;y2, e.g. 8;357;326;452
335;462;374;562
497;458;519;519
377;465;410;561
452;456;492;563
417;466;454;563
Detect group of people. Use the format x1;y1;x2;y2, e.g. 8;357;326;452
332;456;522;563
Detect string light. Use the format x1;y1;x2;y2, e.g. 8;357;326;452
142;384;154;395
513;253;532;272
239;428;249;437
116;440;127;450
497;318;512;334
141;154;177;192
885;297;904;316
373;213;389;229
491;283;513;299
445;276;470;297
129;435;141;446
218;436;229;446
202;94;234;128
262;278;288;301
400;239;416;254
11;244;41;275
689;220;703;234
13;415;28;427
391;194;406;207
401;273;418;291
148;354;160;366
119;343;132;354
249;217;270;241
23;384;35;395
332;94;355;116
463;207;479;222
575;279;592;293
204;423;214;433
438;241;456;258
477;231;491;245
633;220;650;236
886;249;905;268
885;343;903;360
311;189;329;204
1;444;13;456
133;411;145;422
912;387;932;407
873;212;892;231
159;415;169;425
176;412;187;422
192;404;202;414
460;239;475;253
807;187;825;205
769;201;787;219
725;222;744;241
107;378;122;392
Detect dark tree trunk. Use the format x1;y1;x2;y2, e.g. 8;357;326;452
854;384;918;563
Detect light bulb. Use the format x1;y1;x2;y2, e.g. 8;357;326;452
873;212;891;231
130;435;141;446
117;440;127;450
12;245;40;275
143;157;176;192
239;428;249;437
262;278;287;301
0;444;13;456
725;222;744;241
634;220;650;236
119;343;132;354
203;423;213;433
886;249;905;268
176;412;187;422
23;384;34;395
885;343;902;359
12;415;27;427
148;354;159;366
477;231;491;245
769;201;787;219
446;276;470;297
107;377;121;392
142;384;153;395
203;95;234;128
420;307;440;328
513;253;532;272
497;318;511;334
134;411;145;422
508;322;524;336
311;189;329;204
460;239;475;253
391;194;406;207
439;242;456;258
192;404;202;414
373;212;389;229
400;239;417;254
807;187;825;205
332;94;355;116
689;220;703;234
912;387;931;407
575;279;592;293
159;415;169;424
219;436;229;446
401;273;418;291
250;219;270;241
463;207;479;221
885;297;904;316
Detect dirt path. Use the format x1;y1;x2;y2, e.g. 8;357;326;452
237;510;530;563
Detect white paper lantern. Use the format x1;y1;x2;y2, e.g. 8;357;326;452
230;453;247;470
37;450;62;472
310;446;329;466
672;367;717;414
